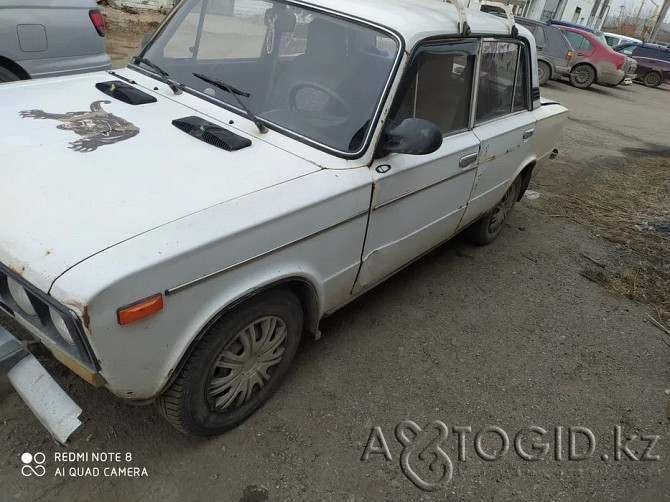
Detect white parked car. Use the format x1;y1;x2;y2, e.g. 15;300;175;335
603;32;642;48
0;0;567;439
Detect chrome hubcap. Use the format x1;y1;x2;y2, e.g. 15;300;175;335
207;316;287;411
488;183;517;234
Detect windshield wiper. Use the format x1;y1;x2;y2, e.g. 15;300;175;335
132;56;182;95
193;72;267;134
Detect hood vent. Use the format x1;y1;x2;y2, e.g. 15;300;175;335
95;80;157;105
172;116;251;151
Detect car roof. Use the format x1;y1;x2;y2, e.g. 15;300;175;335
555;24;597;37
550;19;603;36
645;43;670;50
303;0;520;47
602;31;641;42
619;41;670;51
514;16;545;26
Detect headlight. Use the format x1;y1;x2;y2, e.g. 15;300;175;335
49;307;75;345
7;277;37;316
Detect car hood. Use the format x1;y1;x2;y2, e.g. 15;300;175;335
0;73;320;293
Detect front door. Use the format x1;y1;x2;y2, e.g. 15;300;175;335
354;40;481;293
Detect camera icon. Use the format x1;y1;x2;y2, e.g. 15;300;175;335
21;452;46;477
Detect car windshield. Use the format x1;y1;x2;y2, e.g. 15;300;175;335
139;0;399;154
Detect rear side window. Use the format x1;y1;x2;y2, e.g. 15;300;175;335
531;25;546;45
393;40;478;135
518;23;546;46
605;36;619;46
549;27;571;50
634;46;661;58
476;41;522;122
563;31;593;51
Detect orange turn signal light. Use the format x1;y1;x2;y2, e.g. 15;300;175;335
117;293;163;325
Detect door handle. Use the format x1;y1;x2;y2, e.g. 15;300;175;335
459;152;478;168
523;129;534;140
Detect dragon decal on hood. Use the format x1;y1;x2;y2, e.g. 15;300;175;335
19;100;139;152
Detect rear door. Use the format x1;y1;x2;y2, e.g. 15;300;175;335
660;49;670;80
632;45;662;77
354;40;480;293
561;30;595;62
461;40;535;226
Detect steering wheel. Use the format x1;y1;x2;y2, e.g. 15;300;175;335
288;82;353;122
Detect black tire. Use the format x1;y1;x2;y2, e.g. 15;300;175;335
570;64;596;89
156;288;303;436
642;71;662;88
537;61;551;86
466;177;522;246
0;66;21;83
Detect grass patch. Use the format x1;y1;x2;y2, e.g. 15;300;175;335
543;155;670;322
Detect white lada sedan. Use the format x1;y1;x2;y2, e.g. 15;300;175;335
0;0;567;439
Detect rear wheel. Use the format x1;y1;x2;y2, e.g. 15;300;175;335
537;61;551;86
642;71;662;88
570;64;596;89
466;177;522;246
0;66;21;83
156;288;303;436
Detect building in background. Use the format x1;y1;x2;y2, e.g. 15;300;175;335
521;0;610;29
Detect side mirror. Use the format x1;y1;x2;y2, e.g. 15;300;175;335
142;30;155;47
377;118;443;157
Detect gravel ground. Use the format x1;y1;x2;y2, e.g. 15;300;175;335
1;22;669;501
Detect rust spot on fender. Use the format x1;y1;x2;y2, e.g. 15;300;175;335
81;306;91;333
44;250;51;256
64;300;92;334
8;264;25;276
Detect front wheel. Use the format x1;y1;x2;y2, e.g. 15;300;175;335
570;64;596;89
642;71;662;88
466;177;522;246
156;288;303;435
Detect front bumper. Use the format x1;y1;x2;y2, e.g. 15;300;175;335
0;326;82;443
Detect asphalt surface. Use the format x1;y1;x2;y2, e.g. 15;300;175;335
1;79;669;501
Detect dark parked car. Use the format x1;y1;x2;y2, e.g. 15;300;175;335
515;17;573;85
614;43;670;87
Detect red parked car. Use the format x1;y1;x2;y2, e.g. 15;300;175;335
555;25;636;89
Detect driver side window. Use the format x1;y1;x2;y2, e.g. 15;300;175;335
392;40;478;136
